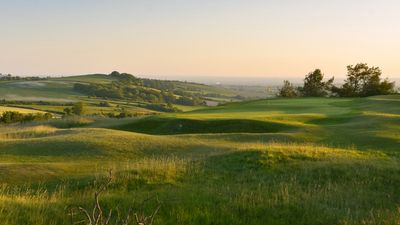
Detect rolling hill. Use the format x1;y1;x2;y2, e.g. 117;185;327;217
0;73;265;117
0;74;247;103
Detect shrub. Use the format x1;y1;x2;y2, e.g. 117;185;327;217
99;101;112;107
0;111;53;124
278;80;298;97
144;104;181;112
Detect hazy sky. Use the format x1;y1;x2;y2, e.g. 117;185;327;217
1;0;400;79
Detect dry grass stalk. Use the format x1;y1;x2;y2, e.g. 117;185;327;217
70;170;161;225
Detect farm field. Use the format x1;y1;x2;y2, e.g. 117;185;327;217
0;96;399;224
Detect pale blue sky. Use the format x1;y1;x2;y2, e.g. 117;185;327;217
1;0;400;79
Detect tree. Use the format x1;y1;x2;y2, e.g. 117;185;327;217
300;69;334;97
71;102;85;115
333;63;396;97
109;71;120;77
379;78;397;95
278;80;298;97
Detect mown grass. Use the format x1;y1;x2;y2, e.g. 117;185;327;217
0;96;399;224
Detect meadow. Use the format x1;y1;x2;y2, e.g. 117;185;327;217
0;96;399;224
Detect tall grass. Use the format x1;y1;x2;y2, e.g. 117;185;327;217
0;125;58;140
0;138;398;224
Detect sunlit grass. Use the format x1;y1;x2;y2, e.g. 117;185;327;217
0;125;58;140
0;106;46;114
363;111;400;118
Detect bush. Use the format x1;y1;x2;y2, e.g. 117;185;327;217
278;80;298;97
99;101;111;107
144;103;181;112
63;102;85;116
47;116;94;128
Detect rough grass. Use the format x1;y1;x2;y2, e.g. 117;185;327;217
0;96;399;224
0;125;58;140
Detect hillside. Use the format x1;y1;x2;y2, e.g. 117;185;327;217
0;72;256;110
0;95;399;224
0;73;262;117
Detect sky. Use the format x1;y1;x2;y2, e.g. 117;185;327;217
1;0;400;81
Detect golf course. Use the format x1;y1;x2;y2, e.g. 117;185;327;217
0;93;399;224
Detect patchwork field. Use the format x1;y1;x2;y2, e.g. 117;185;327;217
0;96;399;224
0;74;248;107
0;74;253;117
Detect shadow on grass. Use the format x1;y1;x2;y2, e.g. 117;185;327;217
112;117;298;135
0;140;105;157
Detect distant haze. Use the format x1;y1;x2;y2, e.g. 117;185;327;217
141;75;300;86
137;74;400;86
1;0;400;80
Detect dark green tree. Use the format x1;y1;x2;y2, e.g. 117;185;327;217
300;69;334;97
334;63;396;97
109;71;120;77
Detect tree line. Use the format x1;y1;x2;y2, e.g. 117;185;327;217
0;73;48;81
0;111;53;124
279;63;397;97
73;71;205;106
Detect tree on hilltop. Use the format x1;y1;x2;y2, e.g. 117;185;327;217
300;69;334;97
332;63;396;97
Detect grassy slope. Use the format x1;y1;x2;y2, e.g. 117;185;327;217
0;79;84;101
0;96;399;224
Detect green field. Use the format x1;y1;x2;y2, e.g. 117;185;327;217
0;95;399;224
